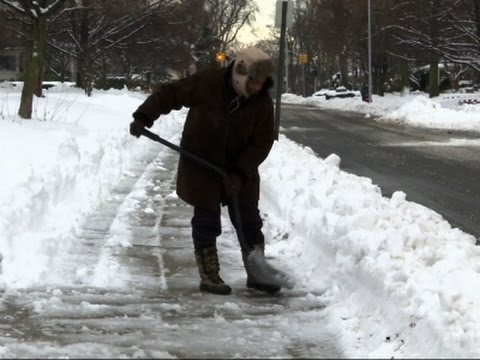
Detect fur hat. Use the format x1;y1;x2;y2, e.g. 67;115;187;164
232;47;274;98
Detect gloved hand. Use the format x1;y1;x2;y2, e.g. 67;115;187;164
129;112;151;138
223;173;243;197
129;118;147;138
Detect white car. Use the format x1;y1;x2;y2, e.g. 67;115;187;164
325;86;360;100
312;88;336;98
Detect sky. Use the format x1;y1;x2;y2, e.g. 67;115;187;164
0;82;480;357
237;0;276;45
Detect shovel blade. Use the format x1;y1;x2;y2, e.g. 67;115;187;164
246;248;295;289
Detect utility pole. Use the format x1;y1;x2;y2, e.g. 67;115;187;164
302;63;306;97
285;37;289;93
368;0;373;103
274;0;289;140
299;53;308;97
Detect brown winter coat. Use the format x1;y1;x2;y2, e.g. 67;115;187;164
134;64;275;210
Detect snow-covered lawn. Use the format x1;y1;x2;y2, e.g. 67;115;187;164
1;83;480;357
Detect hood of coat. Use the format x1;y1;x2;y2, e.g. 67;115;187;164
231;47;275;98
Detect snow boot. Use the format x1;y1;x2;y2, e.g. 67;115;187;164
242;244;281;294
194;246;232;295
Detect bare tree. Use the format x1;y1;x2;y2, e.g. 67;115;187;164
47;0;259;89
382;0;479;96
360;0;402;96
290;0;370;94
390;1;452;96
204;0;257;51
0;0;68;118
439;0;480;72
308;0;354;88
189;0;257;70
289;0;476;97
48;0;177;95
0;7;19;48
290;0;319;94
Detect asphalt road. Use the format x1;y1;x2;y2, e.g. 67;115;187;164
279;103;480;243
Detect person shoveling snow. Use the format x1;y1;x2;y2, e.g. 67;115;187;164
130;47;294;295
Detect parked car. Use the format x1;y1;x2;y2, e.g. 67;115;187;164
325;86;359;100
458;80;477;94
312;88;333;97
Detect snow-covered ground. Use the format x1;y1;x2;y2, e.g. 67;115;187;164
1;82;480;357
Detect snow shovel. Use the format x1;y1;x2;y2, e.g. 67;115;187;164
139;128;295;290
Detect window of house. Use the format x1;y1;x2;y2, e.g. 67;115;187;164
0;55;16;71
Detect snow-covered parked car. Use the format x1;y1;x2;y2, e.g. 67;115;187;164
458;80;477;94
312;88;333;97
325;86;360;100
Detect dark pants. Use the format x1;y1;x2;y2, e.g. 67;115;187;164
191;201;264;251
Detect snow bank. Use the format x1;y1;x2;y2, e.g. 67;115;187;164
260;136;480;357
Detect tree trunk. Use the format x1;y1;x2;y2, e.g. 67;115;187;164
373;55;386;96
76;56;85;89
75;5;90;92
400;59;410;96
429;60;440;98
375;66;385;96
34;18;47;97
339;53;349;88
18;17;48;119
474;0;480;38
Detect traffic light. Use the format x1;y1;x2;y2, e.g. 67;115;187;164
216;52;226;62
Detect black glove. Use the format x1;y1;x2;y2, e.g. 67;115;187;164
223;173;243;197
129;119;146;138
129;112;152;138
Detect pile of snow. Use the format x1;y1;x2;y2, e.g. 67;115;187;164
284;91;480;132
260;139;479;357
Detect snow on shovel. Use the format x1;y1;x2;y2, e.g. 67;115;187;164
140;128;295;290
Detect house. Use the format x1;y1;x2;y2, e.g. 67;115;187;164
0;47;23;81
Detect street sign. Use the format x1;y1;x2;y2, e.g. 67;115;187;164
298;53;308;64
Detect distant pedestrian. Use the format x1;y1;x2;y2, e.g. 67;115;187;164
361;83;369;102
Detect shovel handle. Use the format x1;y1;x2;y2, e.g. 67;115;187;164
140;128;228;179
139;128;294;288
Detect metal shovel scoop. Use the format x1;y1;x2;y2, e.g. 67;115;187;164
140;128;295;290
